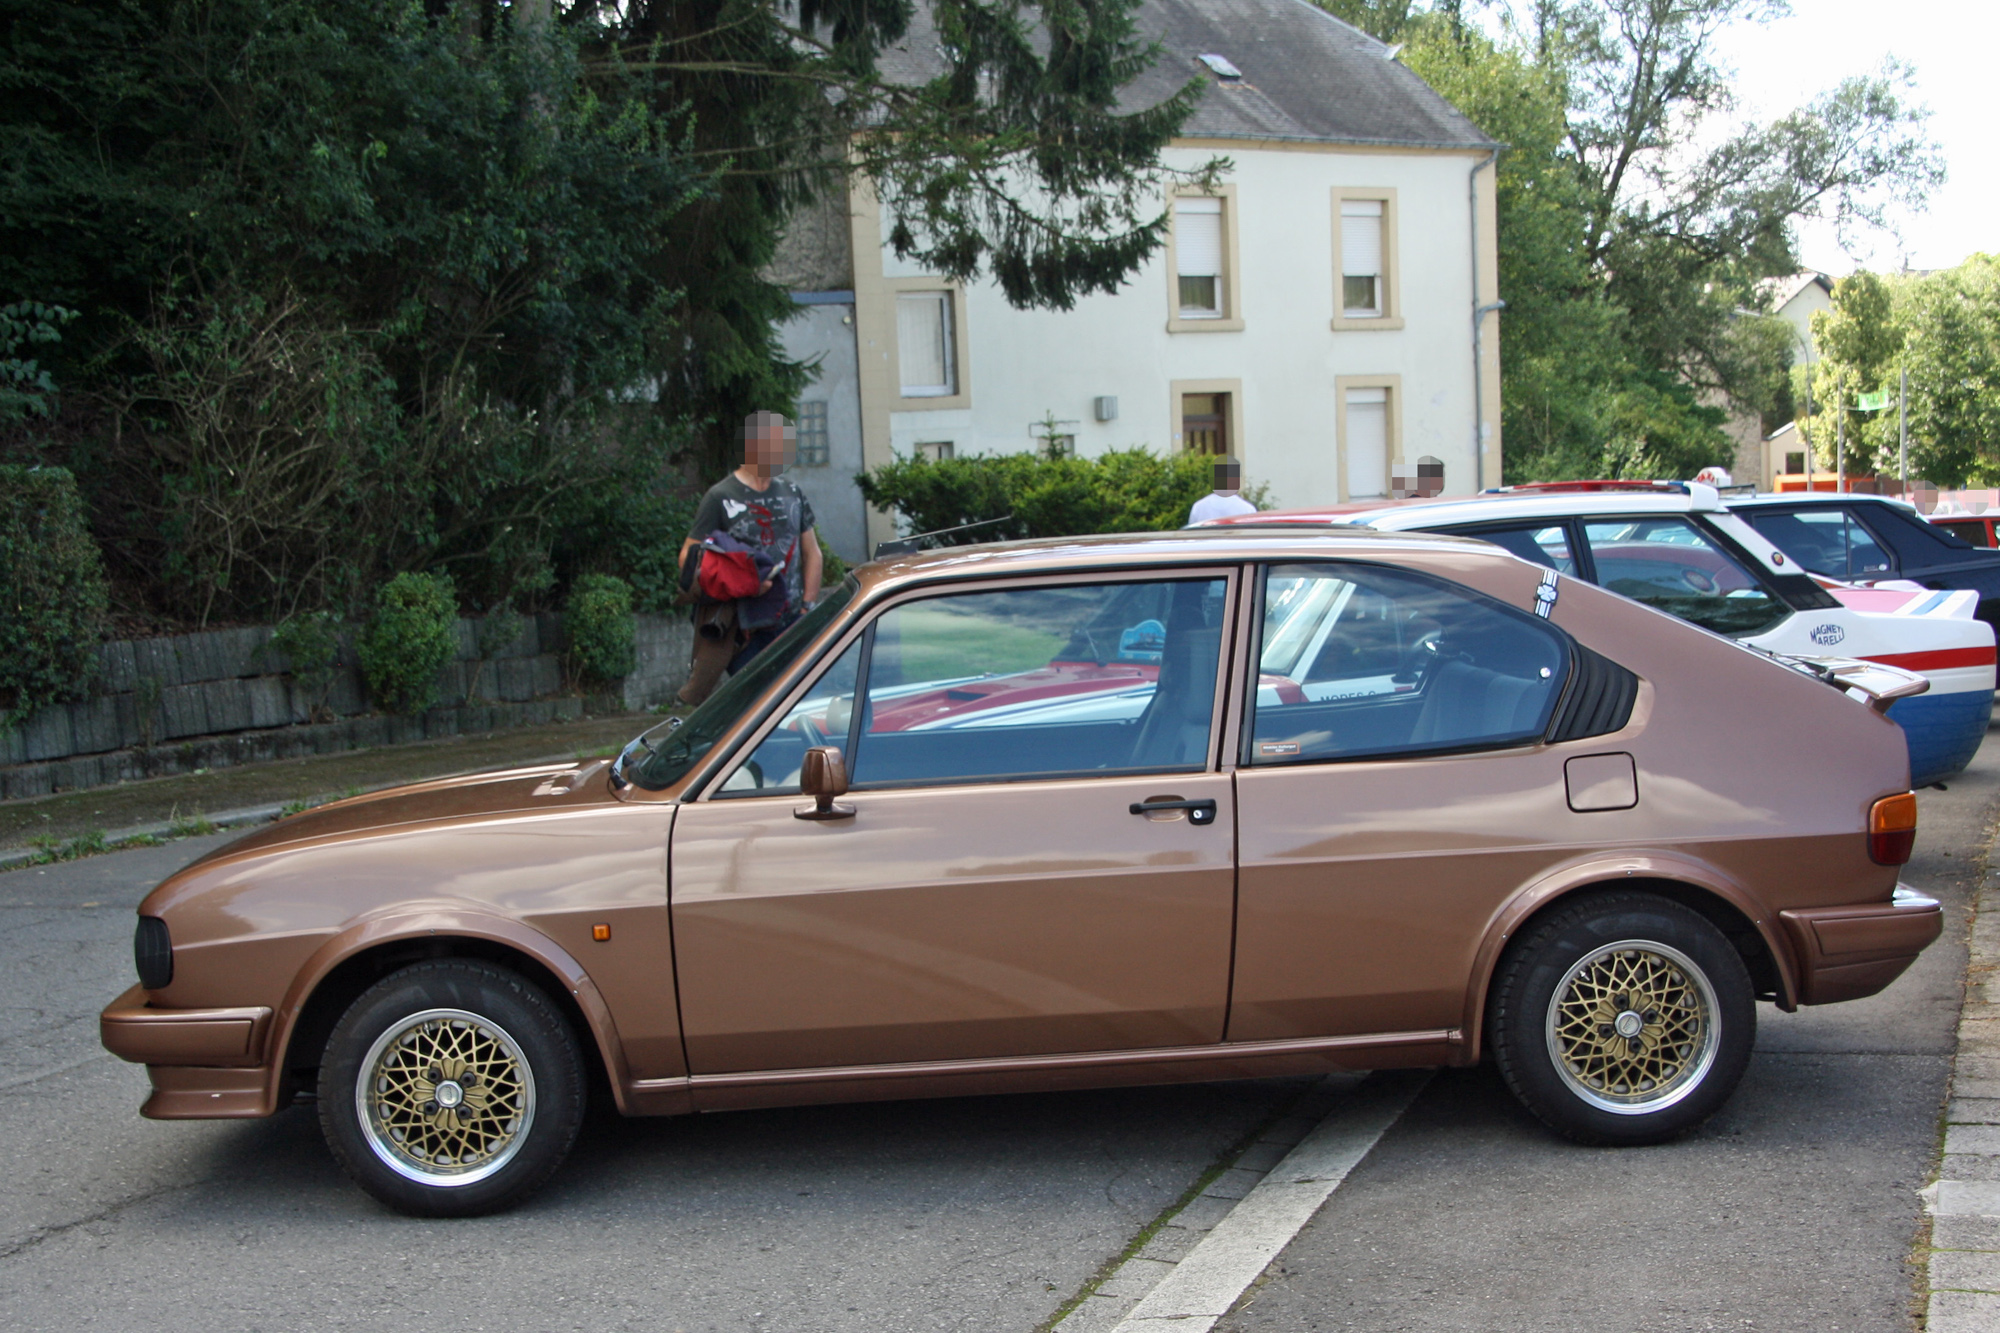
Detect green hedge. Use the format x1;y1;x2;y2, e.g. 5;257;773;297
857;448;1264;544
358;571;457;715
0;466;109;729
565;573;635;683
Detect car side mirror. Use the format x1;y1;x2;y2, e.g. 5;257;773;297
795;746;855;821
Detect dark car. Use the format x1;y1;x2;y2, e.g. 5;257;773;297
1728;494;2000;632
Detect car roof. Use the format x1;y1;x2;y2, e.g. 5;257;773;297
1220;489;1716;532
852;525;1510;593
1726;492;1922;514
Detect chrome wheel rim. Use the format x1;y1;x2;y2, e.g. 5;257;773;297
356;1008;536;1187
1544;940;1718;1116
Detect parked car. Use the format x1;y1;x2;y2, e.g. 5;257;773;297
103;529;1940;1216
1726;492;2000;634
1928;512;1999;550
1208;483;1995;787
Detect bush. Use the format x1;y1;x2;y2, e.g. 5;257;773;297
268;610;343;722
566;574;636;684
358;571;458;714
0;466;109;728
856;447;1268;545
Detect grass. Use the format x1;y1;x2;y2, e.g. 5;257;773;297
19;827;167;866
278;786;366;819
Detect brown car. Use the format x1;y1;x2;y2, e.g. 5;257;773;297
101;529;1942;1216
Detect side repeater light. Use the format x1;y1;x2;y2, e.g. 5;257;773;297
1869;792;1918;866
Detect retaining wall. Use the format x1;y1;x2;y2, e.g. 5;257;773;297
2;612;693;800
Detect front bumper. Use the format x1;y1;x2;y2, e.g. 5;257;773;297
100;984;277;1119
1779;886;1943;1005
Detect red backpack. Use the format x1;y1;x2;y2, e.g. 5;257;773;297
696;544;762;601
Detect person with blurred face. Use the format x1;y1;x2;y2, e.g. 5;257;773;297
676;411;824;705
1187;457;1257;525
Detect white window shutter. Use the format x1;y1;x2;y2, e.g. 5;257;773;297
1345;387;1389;499
1176;198;1223;277
897;292;954;395
1341;200;1383;278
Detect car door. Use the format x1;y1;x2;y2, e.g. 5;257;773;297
1231;561;1578;1041
669;571;1240;1075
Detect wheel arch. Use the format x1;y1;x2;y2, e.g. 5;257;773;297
1459;857;1796;1064
269;913;634;1116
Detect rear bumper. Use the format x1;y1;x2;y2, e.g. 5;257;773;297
1779;886;1943;1005
100;984;279;1119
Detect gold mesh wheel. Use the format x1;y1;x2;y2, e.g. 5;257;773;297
1544;940;1719;1115
356;1008;537;1187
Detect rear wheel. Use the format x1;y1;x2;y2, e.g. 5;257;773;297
318;959;585;1216
1489;892;1753;1145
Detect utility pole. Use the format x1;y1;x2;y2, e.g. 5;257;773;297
1899;364;1909;497
1836;404;1845;494
1804;373;1815;493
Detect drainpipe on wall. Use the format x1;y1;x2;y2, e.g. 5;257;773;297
1469;148;1501;490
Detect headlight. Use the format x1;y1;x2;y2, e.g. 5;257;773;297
134;916;173;990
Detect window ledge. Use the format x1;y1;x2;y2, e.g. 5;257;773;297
1167;316;1246;334
895;391;973;410
1330;315;1404;332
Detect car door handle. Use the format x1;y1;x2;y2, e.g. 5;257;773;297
1130;797;1218;825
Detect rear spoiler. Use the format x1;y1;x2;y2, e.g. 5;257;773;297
1775;654;1930;713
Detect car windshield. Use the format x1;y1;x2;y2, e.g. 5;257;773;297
623;578;857;792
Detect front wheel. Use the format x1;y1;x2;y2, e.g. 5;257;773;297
1488;892;1754;1145
319;959;586;1216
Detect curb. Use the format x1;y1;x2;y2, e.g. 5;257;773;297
0;802;287;873
1925;845;2000;1329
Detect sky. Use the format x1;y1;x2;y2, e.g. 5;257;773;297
1710;0;1996;275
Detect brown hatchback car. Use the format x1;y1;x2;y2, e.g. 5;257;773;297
103;529;1942;1215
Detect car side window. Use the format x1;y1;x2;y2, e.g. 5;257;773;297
1248;563;1566;765
1580;517;1788;637
716;637;865;796
1934;519;1988;549
840;578;1229;788
1740;508;1892;579
1450;523;1577;574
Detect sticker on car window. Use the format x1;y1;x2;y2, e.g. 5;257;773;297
1533;568;1559;618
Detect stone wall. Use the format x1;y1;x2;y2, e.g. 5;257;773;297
1;612;693;800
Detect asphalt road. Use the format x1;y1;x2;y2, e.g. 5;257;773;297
0;747;1990;1333
1217;748;1999;1333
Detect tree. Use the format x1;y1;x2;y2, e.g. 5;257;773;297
1340;1;1941;479
1897;257;2000;488
0;0;1211;619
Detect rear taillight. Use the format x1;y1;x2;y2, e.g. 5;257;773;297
1869;792;1918;866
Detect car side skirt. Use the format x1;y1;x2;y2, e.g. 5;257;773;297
625;1029;1467;1115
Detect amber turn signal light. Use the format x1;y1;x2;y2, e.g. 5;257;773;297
591;923;612;942
1868;792;1918;866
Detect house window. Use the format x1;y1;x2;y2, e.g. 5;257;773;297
1175;198;1225;318
1182;393;1229;456
1343;386;1390;499
1785;451;1806;473
916;440;955;462
1331;190;1400;330
796;401;830;466
897;291;956;396
1341;201;1384;317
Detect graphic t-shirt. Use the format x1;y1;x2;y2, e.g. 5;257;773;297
690;473;817;610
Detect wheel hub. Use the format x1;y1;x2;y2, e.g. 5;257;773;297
355;1009;536;1186
1545;941;1720;1115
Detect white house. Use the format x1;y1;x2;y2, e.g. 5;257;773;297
1723;271;1833;489
769;0;1503;560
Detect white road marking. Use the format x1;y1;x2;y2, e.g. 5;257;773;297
1085;1070;1430;1333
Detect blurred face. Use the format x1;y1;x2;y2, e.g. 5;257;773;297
1214;462;1241;493
741;413;796;471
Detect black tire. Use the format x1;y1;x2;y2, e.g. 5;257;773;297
1488;891;1754;1146
318;959;586;1217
